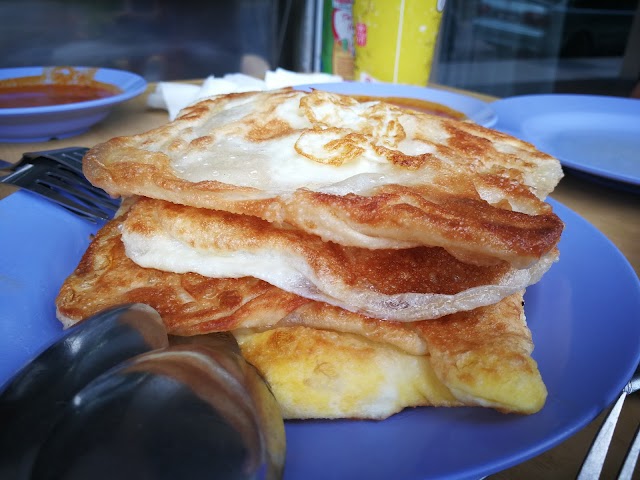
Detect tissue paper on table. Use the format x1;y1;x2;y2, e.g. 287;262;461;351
147;68;343;120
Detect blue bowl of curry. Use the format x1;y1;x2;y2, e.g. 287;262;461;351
0;66;147;142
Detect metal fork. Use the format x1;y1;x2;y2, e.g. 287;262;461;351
0;147;119;222
577;365;640;480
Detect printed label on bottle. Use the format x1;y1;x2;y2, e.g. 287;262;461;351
321;0;355;79
355;22;367;47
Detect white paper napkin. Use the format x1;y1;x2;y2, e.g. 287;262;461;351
147;68;343;120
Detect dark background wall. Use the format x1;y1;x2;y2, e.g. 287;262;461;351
0;0;281;81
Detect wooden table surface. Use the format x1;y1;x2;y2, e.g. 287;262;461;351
1;85;638;479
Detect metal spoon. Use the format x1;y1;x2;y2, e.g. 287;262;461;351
0;305;285;480
30;333;285;480
0;303;169;479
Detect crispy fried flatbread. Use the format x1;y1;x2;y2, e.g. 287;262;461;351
84;88;563;267
55;214;546;418
120;197;558;321
55;210;426;355
55;212;307;334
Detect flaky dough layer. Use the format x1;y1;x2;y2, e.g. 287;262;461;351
84;88;563;267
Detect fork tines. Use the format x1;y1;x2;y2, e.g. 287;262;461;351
22;146;88;177
1;148;119;222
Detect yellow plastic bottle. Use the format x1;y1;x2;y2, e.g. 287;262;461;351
353;0;445;86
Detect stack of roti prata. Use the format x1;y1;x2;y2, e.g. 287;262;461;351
56;88;564;420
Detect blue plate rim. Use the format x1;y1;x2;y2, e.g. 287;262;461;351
492;93;640;187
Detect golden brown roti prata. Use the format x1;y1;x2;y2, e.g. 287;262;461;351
120;197;558;321
55;208;422;354
84;88;563;267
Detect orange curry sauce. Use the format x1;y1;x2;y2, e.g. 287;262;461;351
0;67;121;108
351;94;466;120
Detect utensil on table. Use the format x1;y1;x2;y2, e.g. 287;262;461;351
577;365;640;480
0;304;285;480
0;304;168;478
0;146;119;222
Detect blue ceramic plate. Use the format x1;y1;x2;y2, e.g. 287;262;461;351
0;66;147;142
297;81;498;127
492;94;640;189
1;190;639;480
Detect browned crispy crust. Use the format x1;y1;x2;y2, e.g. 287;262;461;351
55;212;425;354
123;197;514;295
120;197;558;321
283;181;562;267
83;88;563;268
54;217;304;334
